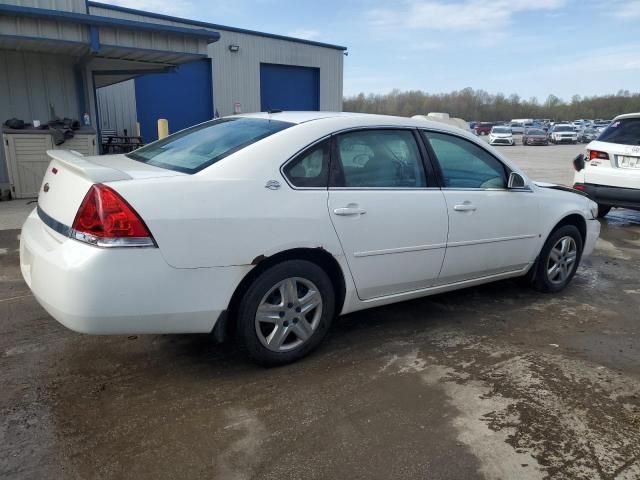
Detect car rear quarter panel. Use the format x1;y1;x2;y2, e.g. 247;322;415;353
109;175;343;269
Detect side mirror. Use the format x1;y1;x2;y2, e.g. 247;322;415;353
508;171;527;189
573;153;585;172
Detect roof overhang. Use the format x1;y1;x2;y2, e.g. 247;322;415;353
0;4;218;84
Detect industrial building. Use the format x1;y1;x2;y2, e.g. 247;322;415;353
0;0;346;198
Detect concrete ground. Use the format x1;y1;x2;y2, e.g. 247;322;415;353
2;142;640;480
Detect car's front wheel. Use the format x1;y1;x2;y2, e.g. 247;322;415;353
237;260;335;366
530;225;583;293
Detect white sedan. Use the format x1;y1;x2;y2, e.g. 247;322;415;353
20;112;601;365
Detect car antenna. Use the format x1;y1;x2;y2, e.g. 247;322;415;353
267;109;283;114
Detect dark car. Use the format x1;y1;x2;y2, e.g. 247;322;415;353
475;122;494;135
578;127;599;143
522;128;549;146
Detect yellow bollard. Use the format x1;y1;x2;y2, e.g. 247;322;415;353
157;119;169;139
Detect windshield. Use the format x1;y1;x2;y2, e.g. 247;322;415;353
527;129;545;135
598;118;640;145
555;126;574;132
492;127;511;134
127;117;294;173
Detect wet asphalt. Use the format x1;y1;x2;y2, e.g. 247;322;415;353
1;143;640;480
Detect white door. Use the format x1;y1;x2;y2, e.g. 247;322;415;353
328;129;449;300
422;130;540;284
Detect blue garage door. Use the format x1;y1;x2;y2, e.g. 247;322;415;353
135;59;213;143
260;63;320;111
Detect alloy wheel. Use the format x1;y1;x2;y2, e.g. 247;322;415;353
255;277;323;352
546;236;577;285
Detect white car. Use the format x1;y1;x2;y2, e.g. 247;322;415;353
550;124;578;144
573;112;640;217
20;112;601;365
488;126;515;146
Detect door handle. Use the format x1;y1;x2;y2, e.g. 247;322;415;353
453;203;477;212
333;205;366;216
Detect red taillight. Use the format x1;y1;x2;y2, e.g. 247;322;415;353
72;184;155;247
573;183;585;191
588;150;609;160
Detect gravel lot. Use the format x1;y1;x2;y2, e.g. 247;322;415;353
2;141;639;480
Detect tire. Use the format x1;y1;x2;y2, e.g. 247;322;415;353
237;260;335;366
597;205;612;218
530;225;583;293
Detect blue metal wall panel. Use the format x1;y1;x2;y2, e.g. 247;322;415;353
135;59;213;142
260;63;319;111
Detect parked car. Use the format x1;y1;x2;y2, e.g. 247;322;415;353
573;112;640;217
550;124;578;144
578;127;599;143
488;126;515;146
475;122;494;135
20;112;601;365
522;128;549;145
510;122;525;134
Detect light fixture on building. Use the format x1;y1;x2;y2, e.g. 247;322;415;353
228;44;240;52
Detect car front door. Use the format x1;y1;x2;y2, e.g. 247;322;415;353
421;130;540;284
328;128;449;300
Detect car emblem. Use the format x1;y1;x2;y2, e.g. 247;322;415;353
43;183;50;193
265;180;281;190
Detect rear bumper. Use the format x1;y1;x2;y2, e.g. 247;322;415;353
20;209;251;334
577;183;640;210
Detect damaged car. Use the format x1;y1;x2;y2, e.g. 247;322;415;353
21;112;601;365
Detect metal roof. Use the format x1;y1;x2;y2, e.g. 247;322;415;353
87;1;348;51
0;4;220;43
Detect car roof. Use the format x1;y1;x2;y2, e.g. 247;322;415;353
613;112;640;121
235;111;472;134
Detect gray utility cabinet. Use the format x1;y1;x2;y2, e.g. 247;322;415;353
2;129;97;199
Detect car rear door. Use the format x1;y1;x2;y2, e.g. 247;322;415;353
327;128;449;300
421;130;540;284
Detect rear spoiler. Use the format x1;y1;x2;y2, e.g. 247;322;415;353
46;150;132;183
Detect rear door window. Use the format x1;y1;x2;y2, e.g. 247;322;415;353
127;117;293;173
598;118;640;146
332;130;427;188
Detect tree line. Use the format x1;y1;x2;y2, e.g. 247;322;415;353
343;88;640;122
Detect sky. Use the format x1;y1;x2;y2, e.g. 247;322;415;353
100;0;640;101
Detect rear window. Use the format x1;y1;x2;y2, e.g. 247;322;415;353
598;118;640;146
127;117;293;173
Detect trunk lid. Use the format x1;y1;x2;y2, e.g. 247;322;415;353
37;150;184;226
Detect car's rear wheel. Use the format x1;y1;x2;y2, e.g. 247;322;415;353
237;260;335;366
530;225;583;293
597;205;612;218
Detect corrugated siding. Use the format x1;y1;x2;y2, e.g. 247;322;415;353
0;50;80;185
1;0;86;13
96;80;137;136
0;15;88;44
87;6;344;115
209;31;343;115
